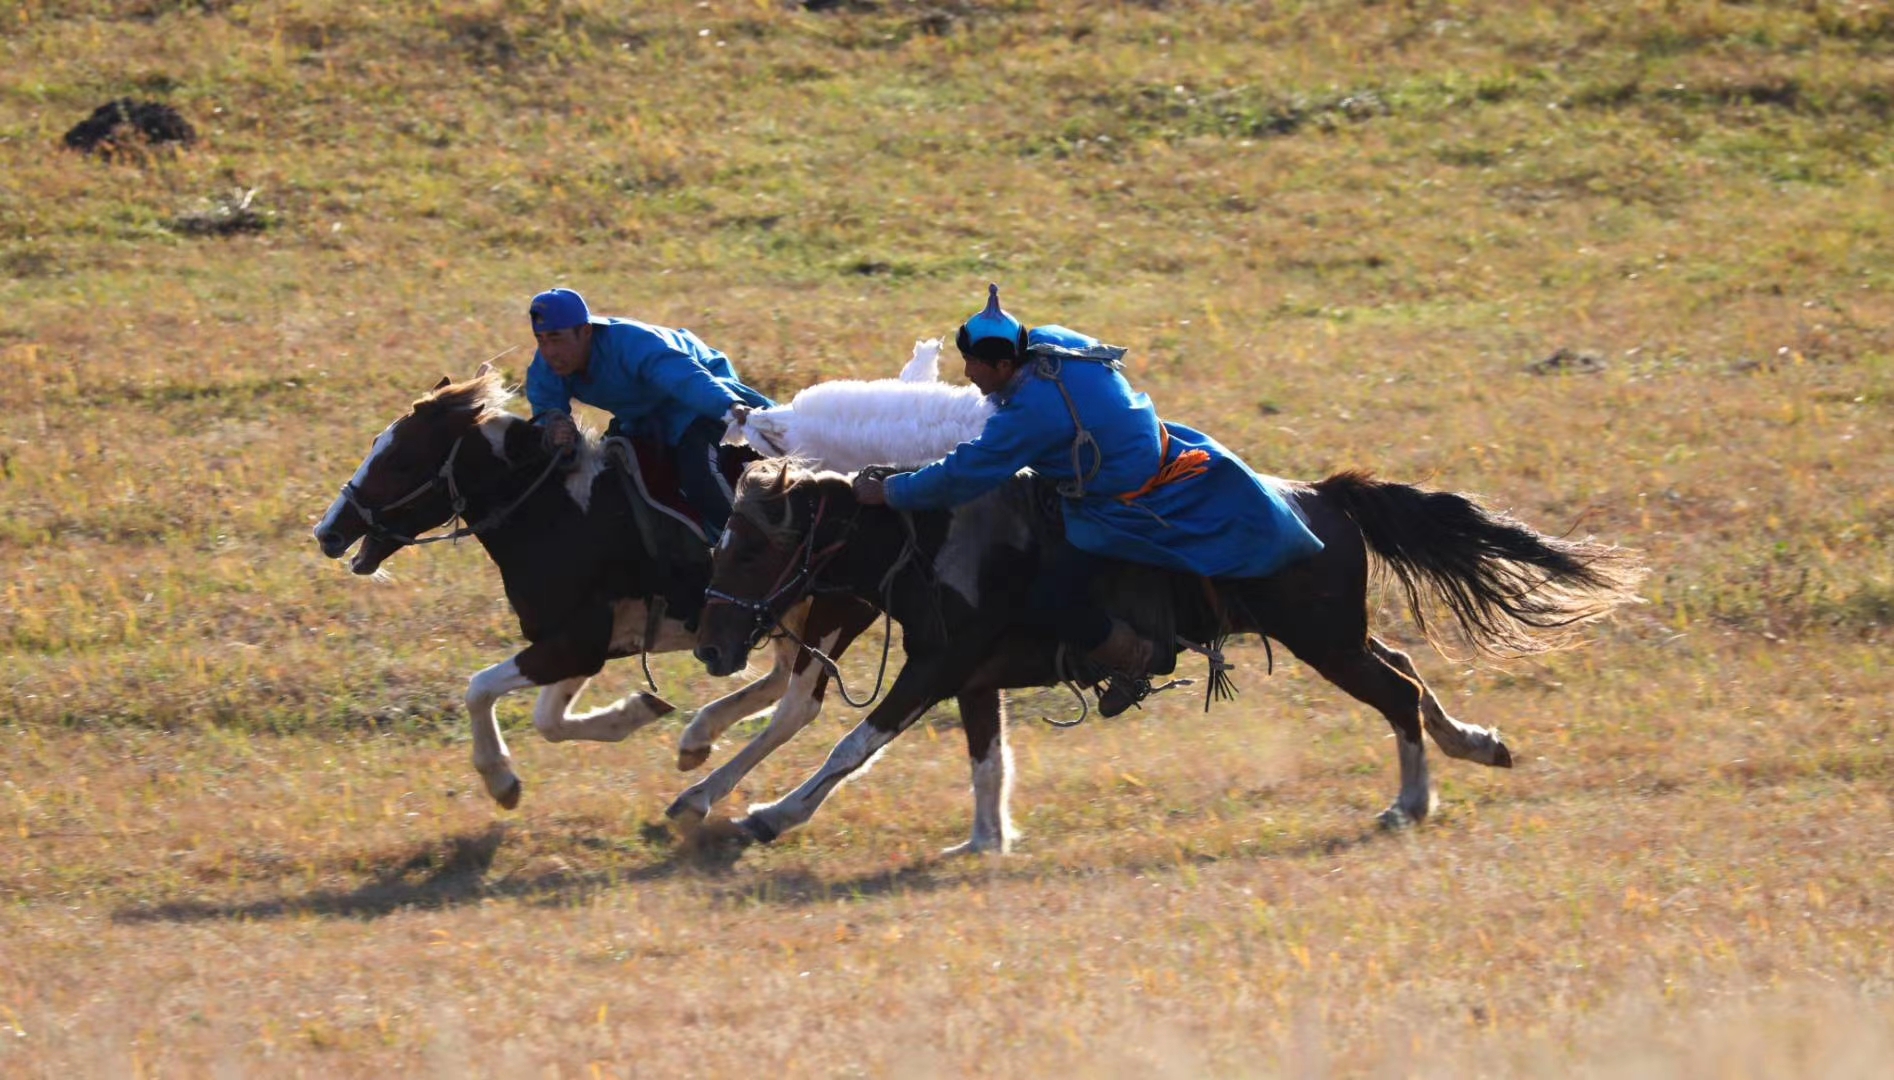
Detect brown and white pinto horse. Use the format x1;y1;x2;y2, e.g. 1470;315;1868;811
696;463;1646;850
314;366;878;812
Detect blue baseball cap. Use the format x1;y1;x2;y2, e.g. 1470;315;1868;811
955;283;1027;362
528;288;591;333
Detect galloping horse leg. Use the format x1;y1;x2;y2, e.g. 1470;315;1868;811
1307;647;1436;827
1262;578;1436;827
666;626;842;823
1369;638;1513;768
1258;492;1434;825
530;675;674;744
941;686;1014;856
467;605;616;809
675;602;809;772
466;657;536;809
736;656;958;844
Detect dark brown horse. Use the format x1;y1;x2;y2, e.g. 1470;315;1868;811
694;462;1645;849
314;366;879;814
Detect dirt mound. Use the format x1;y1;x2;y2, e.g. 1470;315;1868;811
62;99;196;156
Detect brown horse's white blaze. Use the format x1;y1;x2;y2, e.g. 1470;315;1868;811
315;423;406;575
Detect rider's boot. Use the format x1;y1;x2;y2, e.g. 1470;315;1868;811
1088;618;1156;718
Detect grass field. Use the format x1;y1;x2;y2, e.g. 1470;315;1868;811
3;1;1891;1075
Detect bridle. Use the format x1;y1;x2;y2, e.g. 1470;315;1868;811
701;490;910;708
703;492;855;652
339;432;569;548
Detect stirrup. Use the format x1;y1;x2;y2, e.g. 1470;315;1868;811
1097;670;1197;719
1097;672;1153;718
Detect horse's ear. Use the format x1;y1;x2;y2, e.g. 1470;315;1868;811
433;375;452;391
475;361;494;379
766;464;797;531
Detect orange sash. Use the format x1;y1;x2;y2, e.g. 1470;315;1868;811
1117;424;1211;504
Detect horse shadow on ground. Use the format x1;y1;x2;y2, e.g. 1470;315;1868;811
109;821;748;926
697;819;1400;910
110;814;1405;926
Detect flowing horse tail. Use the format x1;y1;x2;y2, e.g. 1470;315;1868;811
1315;469;1647;657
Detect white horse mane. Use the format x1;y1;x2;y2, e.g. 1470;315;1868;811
427;366;517;421
725;339;990;472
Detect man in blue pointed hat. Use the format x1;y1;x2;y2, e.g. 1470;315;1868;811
525;287;772;534
853;284;1324;716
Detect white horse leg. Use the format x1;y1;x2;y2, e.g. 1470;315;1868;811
666;629;837;823
1371;639;1513;768
531;675;675;744
676;631;797;771
1381;734;1436;830
944;692;1014;856
739;707;925;844
467;659;536;809
1316;647;1436;828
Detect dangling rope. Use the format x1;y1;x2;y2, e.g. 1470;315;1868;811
1039;643;1094;728
1117;425;1211;505
1177;637;1238;713
1034;353;1106;501
733;506;918;710
775;602;898;710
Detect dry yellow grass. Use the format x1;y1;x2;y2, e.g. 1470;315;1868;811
3;1;1891;1075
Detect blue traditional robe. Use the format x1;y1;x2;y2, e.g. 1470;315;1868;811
525;318;772;445
885;326;1322;580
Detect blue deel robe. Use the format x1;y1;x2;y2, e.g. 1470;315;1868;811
884;326;1323;580
525;318;773;446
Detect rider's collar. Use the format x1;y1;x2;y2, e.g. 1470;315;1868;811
993;362;1034;403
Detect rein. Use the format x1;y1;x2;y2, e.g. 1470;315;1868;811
340;433;570;548
702;492;912;709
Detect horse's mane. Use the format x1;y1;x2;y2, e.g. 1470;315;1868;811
732;459;846;541
415;370;515;420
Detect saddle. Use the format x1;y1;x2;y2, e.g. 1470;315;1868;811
1009;477;1191;705
601;435;751;627
604;435;747;542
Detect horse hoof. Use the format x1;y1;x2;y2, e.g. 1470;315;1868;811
497;777;523;811
1377;805;1418;830
736;814;780;845
676;746;710;772
1491;740;1514;769
665;792;708;823
643;692;677;718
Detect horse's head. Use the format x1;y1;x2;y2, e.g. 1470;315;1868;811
695;460;856;677
313;367;513;575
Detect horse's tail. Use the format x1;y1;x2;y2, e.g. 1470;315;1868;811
1315;469;1646;657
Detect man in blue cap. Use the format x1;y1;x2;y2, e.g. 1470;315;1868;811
525;287;771;534
852;284;1324;716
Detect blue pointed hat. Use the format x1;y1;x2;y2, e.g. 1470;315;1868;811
955;283;1026;361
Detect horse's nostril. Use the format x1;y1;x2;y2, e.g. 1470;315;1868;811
694;645;720;669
